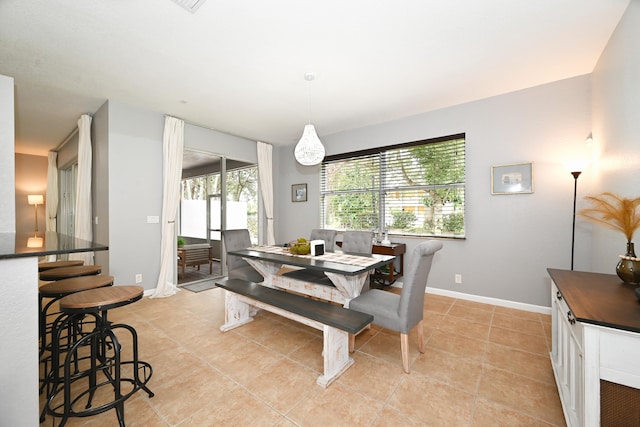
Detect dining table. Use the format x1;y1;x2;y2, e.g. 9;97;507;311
227;245;395;307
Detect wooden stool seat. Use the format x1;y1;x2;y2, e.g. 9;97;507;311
59;285;144;313
40;275;115;298
38;260;84;272
40;265;102;281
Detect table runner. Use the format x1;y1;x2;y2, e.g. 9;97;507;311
251;245;381;268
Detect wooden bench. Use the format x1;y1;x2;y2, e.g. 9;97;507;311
177;244;212;277
216;278;373;387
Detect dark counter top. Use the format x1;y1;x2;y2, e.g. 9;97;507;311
548;268;640;334
0;232;108;259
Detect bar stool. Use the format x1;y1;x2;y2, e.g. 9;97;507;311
39;275;115;388
40;265;102;281
43;286;154;426
38;260;84;272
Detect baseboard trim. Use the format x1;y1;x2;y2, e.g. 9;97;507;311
425;286;551;315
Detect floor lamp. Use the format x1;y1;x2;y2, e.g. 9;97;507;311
570;171;582;270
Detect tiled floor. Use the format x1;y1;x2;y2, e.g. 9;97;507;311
39;285;566;426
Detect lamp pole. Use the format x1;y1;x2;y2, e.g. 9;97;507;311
571;171;582;270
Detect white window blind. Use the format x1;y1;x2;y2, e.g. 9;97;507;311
321;134;465;238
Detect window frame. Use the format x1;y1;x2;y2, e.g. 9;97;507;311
320;133;465;239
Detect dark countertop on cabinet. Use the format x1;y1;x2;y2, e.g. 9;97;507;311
548;268;640;334
0;232;108;259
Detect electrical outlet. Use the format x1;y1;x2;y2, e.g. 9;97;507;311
135;274;142;283
454;274;462;284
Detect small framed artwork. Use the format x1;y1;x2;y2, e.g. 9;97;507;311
491;162;534;195
291;183;307;202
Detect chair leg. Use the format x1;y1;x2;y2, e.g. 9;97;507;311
416;320;425;353
348;333;355;353
400;333;410;373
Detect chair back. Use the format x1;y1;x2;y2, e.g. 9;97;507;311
398;240;443;330
221;229;253;272
310;229;338;251
341;231;374;255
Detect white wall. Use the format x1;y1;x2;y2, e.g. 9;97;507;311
591;0;640;273
103;100;165;288
0;74;39;426
91;102;260;290
0;74;15;232
276;75;594;307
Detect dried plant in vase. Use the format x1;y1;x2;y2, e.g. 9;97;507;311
579;192;640;285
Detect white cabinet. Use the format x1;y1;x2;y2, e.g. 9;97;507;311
551;282;584;427
549;269;640;427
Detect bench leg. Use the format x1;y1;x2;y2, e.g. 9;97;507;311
316;325;353;388
220;291;254;332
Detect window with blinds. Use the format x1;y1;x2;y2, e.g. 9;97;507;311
320;133;465;238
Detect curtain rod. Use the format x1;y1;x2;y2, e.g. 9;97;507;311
52;127;78;152
52;113;94;152
175;115;259;143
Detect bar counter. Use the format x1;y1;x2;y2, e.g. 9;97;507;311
0;232;108;426
0;231;108;259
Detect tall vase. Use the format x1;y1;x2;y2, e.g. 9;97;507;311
616;242;640;285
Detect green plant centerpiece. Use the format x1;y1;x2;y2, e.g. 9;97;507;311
579;192;640;285
177;237;186;247
289;237;311;255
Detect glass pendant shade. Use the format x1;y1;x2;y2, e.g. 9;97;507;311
294;124;325;166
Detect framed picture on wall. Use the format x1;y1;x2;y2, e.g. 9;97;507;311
291;183;307;202
491;162;534;194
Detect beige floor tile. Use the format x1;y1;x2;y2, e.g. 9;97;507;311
489;325;549;356
358;329;420;370
288;336;325;374
492;311;546;336
288;382;384;426
426;329;488;362
147;366;238;425
337;351;406;402
372;405;427;427
387;374;475;426
424;295;455;314
438;313;491;340
472;398;559;426
179;387;283;426
453;298;496;313
244;358;318;414
210;338;285;385
234;315;317;355
412;346;484;394
448;303;494;324
485;342;556;384
494;305;545;321
478;366;565;425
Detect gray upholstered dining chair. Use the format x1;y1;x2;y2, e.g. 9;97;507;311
310;229;338;252
341;230;374;255
341;230;375;292
221;229;264;283
349;240;443;373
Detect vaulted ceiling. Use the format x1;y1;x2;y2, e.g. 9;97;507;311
0;0;630;156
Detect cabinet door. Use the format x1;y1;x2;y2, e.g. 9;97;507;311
551;282;584;427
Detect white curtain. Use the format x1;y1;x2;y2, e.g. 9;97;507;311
45;151;59;261
70;115;93;265
46;151;58;232
257;141;275;245
152;116;184;298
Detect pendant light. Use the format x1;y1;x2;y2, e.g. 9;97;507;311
294;73;325;166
